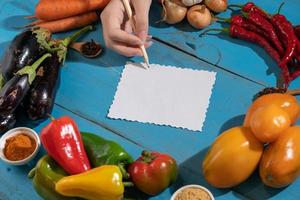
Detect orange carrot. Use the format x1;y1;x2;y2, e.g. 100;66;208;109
35;0;110;21
35;12;98;33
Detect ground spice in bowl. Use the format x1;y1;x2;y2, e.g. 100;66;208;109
3;134;36;161
174;186;212;200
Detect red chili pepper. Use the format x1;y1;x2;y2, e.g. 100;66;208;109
128;151;178;195
243;11;284;56
295;26;300;39
200;24;290;87
230;2;270;19
41;116;91;175
271;14;299;67
219;15;270;43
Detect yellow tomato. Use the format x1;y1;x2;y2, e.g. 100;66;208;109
249;104;291;143
202;127;263;188
260;126;300;188
244;93;299;126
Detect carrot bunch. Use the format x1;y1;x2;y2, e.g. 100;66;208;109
26;0;111;33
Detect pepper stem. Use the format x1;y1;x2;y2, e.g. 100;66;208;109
123;182;134;187
227;4;243;9
16;53;51;85
215;16;231;23
199;28;229;37
287;89;300;96
27;167;36;179
0;74;4;89
47;113;56;121
118;163;130;179
241;12;249;18
141;150;156;163
57;25;94;63
277;2;285;14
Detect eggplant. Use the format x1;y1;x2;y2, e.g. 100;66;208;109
0;114;16;134
0;28;51;85
25;26;94;121
26;54;61;120
0;54;51;118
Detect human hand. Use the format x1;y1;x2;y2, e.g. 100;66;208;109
101;0;152;57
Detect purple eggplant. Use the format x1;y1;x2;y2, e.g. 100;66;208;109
0;114;16;134
0;54;51;118
0;28;52;86
26;54;60;120
25;26;94;121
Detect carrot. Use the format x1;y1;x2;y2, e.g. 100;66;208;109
35;0;110;21
35;12;98;33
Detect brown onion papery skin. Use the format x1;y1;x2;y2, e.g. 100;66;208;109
162;0;187;24
259;126;300;188
187;5;211;29
204;0;227;13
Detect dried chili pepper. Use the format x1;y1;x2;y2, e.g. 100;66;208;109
218;15;269;44
271;14;300;66
243;11;284;56
229;2;269;19
200;25;290;86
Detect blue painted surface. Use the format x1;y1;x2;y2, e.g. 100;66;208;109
0;0;300;200
149;0;300;89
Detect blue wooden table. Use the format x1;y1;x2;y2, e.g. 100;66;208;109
0;0;300;199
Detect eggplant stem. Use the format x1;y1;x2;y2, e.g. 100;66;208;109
56;25;94;64
16;53;51;84
0;74;4;89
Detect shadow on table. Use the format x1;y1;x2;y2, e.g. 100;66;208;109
171;148;231;198
1;15;31;31
234;169;285;200
219;114;245;134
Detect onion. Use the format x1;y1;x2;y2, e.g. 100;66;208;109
187;5;211;29
161;0;187;24
204;0;227;13
181;0;203;7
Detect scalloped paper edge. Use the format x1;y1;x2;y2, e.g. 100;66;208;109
107;62;217;132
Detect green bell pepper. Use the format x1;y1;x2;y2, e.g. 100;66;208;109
81;132;133;177
28;155;80;200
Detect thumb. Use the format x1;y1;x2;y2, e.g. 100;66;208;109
131;0;151;41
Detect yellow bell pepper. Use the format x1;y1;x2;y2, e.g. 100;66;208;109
55;165;124;200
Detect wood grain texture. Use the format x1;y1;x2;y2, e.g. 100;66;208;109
149;0;300;89
0;0;300;200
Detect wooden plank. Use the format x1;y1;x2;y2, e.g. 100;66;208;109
0;1;300;200
148;0;300;89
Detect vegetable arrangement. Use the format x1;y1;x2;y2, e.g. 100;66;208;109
201;2;300;88
202;89;300;188
29;116;178;200
160;0;227;29
25;0;110;33
0;26;93;134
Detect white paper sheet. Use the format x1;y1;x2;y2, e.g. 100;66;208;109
108;63;216;131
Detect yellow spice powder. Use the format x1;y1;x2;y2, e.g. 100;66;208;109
174;187;212;200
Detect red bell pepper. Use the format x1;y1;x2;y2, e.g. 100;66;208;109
41;116;91;175
128;151;178;195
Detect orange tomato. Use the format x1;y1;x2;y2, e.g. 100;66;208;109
244;93;299;126
202;127;263;188
249;104;291;143
259;126;300;188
